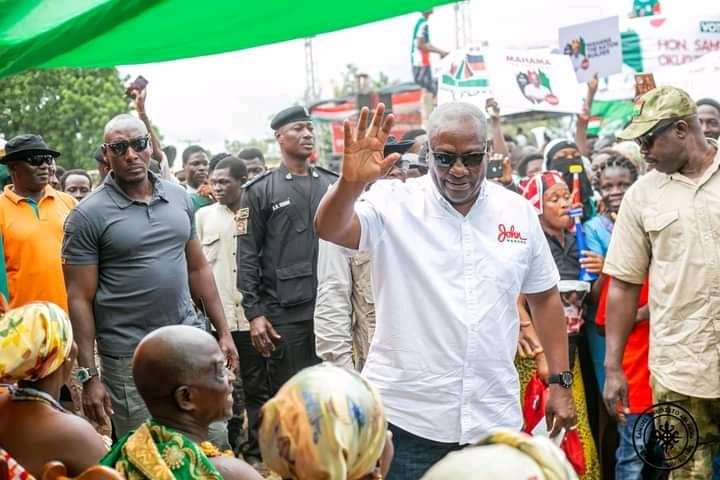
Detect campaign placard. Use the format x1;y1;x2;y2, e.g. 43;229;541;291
559;16;623;83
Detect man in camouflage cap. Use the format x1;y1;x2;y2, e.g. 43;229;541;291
603;85;720;478
616;86;699;173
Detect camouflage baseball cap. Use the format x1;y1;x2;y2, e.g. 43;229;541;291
617;86;697;140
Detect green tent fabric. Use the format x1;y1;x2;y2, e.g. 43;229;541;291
0;0;453;78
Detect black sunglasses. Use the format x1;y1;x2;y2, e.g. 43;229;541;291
103;136;150;156
635;120;677;151
428;146;487;168
24;154;54;166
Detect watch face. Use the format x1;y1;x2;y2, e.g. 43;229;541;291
76;369;88;383
562;372;573;386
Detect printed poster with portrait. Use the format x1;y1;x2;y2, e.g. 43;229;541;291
437;45;501;112
558;16;623;83
488;49;583;114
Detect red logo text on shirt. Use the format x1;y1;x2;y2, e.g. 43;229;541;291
497;224;527;244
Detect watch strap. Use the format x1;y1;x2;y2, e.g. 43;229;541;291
548;370;573;388
77;367;99;383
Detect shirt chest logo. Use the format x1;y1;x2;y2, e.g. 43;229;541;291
497;223;527;244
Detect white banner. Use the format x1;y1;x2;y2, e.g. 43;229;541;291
622;15;720;73
437;45;495;111
488;49;584;114
559;16;622;83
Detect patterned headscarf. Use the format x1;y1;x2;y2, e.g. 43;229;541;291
0;302;73;383
421;429;578;480
521;170;566;215
259;363;387;480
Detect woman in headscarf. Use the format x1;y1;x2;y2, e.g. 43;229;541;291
542;139;596;220
583;156;657;479
259;363;393;480
421;429;578;480
516;172;602;480
0;301;107;478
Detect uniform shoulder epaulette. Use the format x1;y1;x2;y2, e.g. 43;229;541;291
242;169;273;189
314;165;340;177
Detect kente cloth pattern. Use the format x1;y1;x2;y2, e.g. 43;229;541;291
0;302;72;382
0;447;34;480
259;363;387;480
100;419;222;480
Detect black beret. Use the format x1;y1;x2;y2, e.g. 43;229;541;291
271;105;312;130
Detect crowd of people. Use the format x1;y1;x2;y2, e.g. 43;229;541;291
0;50;719;480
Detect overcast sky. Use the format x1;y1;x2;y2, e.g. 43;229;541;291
117;0;699;152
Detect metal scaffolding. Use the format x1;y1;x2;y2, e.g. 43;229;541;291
304;37;320;101
454;1;472;49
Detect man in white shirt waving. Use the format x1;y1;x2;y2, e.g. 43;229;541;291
315;102;576;479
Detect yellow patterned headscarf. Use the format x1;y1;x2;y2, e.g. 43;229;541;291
260;363;387;480
421;429;578;480
0;302;73;383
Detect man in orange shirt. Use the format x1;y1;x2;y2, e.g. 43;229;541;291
0;134;75;312
596;276;664;478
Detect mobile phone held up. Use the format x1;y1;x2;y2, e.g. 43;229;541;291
126;75;148;98
486;159;504;179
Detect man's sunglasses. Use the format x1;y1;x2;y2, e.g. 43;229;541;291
24;154;54;166
428;146;487;168
103;136;150;156
635;120;677;151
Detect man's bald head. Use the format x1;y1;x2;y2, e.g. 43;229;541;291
133;326;221;409
103;114;147;142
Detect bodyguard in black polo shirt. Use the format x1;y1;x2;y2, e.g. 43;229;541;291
236;106;336;461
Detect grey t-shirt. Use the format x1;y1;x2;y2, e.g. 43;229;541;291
62;172;202;357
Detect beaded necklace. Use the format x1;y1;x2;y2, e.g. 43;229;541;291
1;383;69;413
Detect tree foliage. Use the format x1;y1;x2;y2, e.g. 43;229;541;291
332;63;394;98
224;138;271;156
0;68;130;170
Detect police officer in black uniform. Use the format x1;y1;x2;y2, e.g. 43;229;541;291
235;105;337;465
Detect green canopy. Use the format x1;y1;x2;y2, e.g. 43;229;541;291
0;0;453;78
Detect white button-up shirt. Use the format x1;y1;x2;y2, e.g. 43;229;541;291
351;175;559;444
196;203;248;331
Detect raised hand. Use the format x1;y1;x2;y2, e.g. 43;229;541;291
579;75;599;123
587;74;599;95
131;87;147;116
486;97;501;121
341;104;399;183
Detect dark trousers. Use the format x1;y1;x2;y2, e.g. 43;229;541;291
235;320;319;460
412;66;437;96
234;330;270;460
267;320;320;393
386;423;462;480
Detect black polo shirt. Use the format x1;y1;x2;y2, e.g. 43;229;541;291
544;230;580;281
